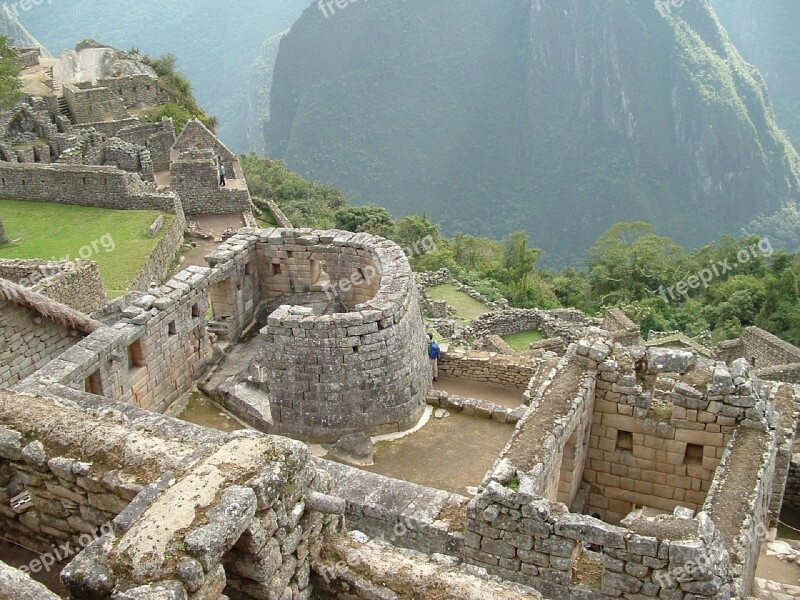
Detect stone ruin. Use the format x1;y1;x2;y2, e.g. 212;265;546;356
0;42;254;245
207;229;431;443
0;222;799;598
0;39;798;600
0;218;7;245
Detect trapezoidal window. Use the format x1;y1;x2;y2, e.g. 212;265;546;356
128;339;145;369
684;444;703;466
272;263;283;276
616;431;633;452
85;370;103;395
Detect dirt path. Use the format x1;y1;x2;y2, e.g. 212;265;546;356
434;375;525;409
756;548;800;587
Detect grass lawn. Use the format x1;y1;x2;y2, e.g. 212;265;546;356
502;329;545;352
427;284;491;321
0;199;174;299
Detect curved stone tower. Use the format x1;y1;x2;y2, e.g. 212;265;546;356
259;230;429;442
204;228;431;443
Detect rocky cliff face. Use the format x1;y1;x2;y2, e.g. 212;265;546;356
267;0;800;264
712;0;800;148
0;5;48;52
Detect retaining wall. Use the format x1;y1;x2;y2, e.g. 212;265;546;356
0;163;177;212
128;210;185;293
438;349;537;388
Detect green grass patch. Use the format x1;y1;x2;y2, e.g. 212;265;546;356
0;199;174;299
502;329;545;352
256;208;277;228
427;284;491;321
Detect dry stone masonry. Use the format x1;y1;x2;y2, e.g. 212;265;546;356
459;329;796;600
0;389;343;600
1;40;800;600
204;228;431;442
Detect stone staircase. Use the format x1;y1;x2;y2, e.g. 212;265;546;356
57;96;72;122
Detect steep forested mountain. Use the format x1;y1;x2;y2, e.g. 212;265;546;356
16;0;308;151
712;0;800;149
267;0;800;264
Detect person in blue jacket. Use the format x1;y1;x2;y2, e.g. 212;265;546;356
427;333;440;382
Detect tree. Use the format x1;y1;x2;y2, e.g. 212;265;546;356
0;37;22;109
453;233;503;273
334;205;395;238
392;213;440;250
587;222;690;304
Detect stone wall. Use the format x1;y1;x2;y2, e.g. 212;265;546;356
128;210;186;293
173;119;238;175
0;301;85;387
459;331;786;599
784;455;800;511
247;229;430;442
316;458;468;556
470;308;598;345
601;308;642;346
64;83;129;124
14;47;41;69
101;138;154;182
315;534;543;600
427;390;527;425
0;561;60;599
0;163;177;212
0;388;342;599
585;346;758;524
702;426;777;599
438;349;538;388
0;218;7;244
740;327;800;369
97;74;163;109
253;196;293;228
753;363;800;385
171;149;252;216
73;117;140;138
14;266;213;414
116;118;175;172
27;261;106;313
200;228;430;442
